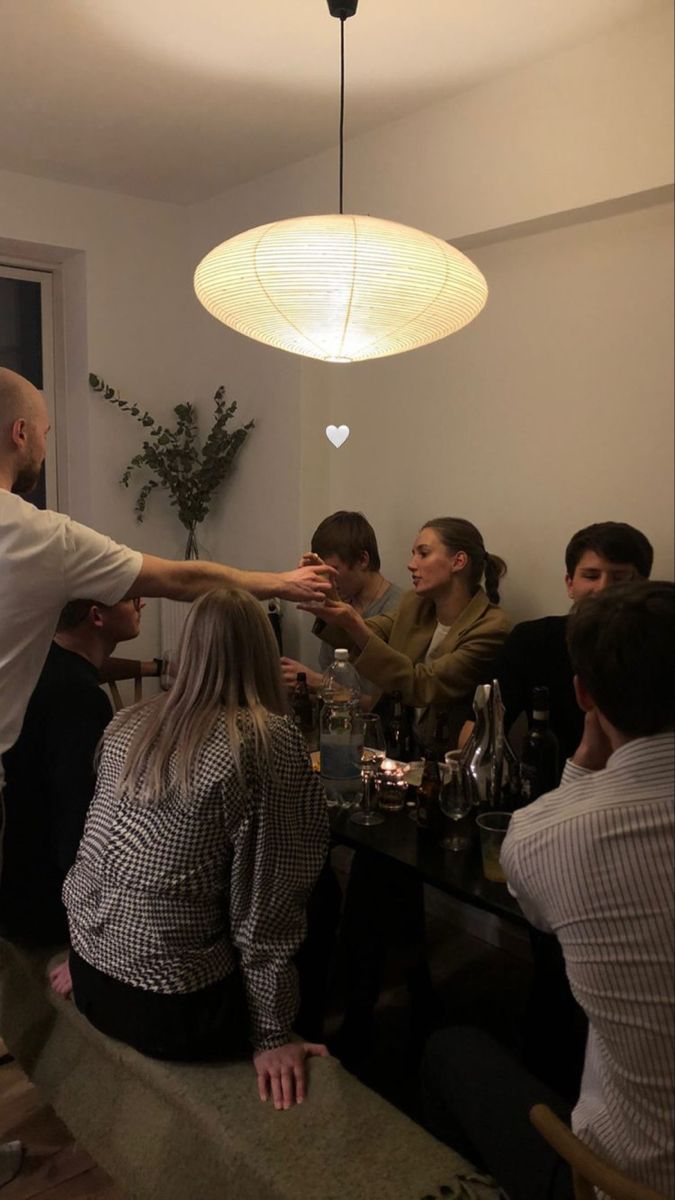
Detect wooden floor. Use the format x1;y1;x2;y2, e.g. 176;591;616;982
0;1046;125;1200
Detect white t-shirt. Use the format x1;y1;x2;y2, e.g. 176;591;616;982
416;620;453;724
0;490;142;764
424;620;452;666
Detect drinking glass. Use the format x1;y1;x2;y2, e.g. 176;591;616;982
351;714;386;827
439;759;473;851
476;812;511;882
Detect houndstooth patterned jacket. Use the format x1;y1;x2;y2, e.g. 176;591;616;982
63;709;329;1050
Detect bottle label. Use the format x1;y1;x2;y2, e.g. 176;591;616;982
520;763;536;801
320;736;362;781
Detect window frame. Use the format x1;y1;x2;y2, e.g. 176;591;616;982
0;262;59;508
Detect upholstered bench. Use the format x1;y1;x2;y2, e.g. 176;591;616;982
0;940;502;1200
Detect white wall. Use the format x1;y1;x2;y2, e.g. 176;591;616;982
0;3;672;664
0;169;192;658
313;201;675;618
186;4;674;662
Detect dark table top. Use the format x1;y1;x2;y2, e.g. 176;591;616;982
329;805;527;926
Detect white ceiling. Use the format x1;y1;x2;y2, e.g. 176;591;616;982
1;0;664;205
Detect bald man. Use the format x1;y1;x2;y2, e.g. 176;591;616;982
0;368;335;779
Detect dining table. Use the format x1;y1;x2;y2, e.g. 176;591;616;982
328;803;527;927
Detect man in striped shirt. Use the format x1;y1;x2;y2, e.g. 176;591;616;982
423;581;674;1199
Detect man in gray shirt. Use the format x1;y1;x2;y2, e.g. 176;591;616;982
281;510;402;699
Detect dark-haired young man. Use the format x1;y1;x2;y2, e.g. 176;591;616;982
0;596;144;947
423;581;674;1200
281;510;402;695
485;521;656;1099
495;521;654;764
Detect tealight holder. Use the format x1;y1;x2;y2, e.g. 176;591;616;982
376;758;408;813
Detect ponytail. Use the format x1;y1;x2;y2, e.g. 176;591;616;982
483;553;507;605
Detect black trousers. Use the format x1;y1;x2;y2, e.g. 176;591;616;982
337;848;428;1015
70;950;250;1062
421;1026;574;1200
524;929;588;1102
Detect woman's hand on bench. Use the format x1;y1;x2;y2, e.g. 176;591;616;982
48;956;73;999
254;1041;330;1110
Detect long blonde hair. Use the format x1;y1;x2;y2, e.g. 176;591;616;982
113;587;287;804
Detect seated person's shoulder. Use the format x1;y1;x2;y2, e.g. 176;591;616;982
506;614;566;649
394;589;423;617
41;645;113;717
265;712;313;758
381;581;404;610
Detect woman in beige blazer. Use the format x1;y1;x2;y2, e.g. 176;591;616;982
307;516;510;748
310;519;511;1059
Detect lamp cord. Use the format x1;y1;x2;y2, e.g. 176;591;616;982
339;15;345;214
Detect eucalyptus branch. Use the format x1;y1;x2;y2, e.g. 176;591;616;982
90;373;255;556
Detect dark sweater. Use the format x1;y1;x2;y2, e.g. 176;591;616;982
0;642;112;945
495;615;584;772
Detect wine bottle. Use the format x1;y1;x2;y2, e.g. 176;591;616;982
416;756;442;835
385;690;412;761
520;686;560;802
291;672;314;742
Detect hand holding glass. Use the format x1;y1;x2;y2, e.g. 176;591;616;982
351;714;386;827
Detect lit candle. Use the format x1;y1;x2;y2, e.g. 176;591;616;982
376;758;407;813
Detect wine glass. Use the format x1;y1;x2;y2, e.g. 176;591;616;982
351;714;386;827
439;758;473;851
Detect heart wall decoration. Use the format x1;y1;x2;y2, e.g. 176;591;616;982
326;424;350;448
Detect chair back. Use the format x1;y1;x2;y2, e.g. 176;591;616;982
529;1105;668;1200
108;677;143;712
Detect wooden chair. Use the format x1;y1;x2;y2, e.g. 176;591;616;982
108;675;143;712
529;1104;668;1200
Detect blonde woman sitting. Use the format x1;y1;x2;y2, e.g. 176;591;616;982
59;588;330;1109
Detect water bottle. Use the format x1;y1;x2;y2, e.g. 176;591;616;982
320;649;363;808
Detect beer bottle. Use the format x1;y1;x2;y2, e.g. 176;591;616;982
429;710;450;761
291;672;315;743
416;756;442;834
520;686;560;802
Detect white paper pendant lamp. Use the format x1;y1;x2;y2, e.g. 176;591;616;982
194;213;488;363
194;1;488;363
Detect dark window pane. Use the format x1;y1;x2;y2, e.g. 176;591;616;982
0;275;46;509
0;278;43;388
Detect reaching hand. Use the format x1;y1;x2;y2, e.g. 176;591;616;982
296;597;352;624
254;1041;330;1109
297;552;340;601
572;708;613;771
280;657;322;691
277;565;337;603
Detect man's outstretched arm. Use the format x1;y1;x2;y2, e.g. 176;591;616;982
125;555;336;604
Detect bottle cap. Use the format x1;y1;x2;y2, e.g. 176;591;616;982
532;684;550;719
334;648;349;660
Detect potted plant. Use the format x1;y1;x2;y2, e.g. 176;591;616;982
90;374;254;559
